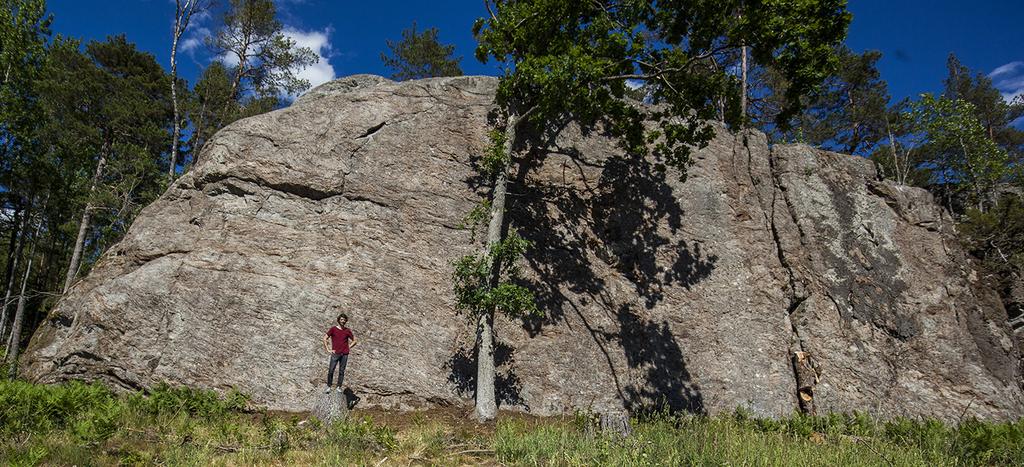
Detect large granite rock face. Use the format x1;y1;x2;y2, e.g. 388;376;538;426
22;75;1024;419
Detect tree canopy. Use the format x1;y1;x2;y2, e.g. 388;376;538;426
458;0;851;421
207;0;318;101
381;22;463;80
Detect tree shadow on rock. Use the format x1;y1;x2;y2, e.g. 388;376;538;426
591;154;718;307
506;146;714;415
445;339;526;409
513;150;719;332
601;304;704;414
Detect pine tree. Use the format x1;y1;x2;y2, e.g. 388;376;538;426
381;22;463;80
207;0;318;101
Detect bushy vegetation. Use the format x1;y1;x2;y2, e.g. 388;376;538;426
2;380;1022;466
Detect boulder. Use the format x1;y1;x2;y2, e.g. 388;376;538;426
21;75;1024;420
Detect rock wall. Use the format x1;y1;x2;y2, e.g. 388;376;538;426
22;75;1024;419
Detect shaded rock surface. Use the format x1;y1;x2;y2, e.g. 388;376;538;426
22;75;1024;420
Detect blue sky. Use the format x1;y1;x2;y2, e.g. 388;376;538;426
46;0;1024;105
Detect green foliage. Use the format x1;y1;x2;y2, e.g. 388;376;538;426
910;94;1010;210
496;409;1024;466
0;379;249;439
327;416;398;453
474;0;851;177
30;34;174;281
944;54;1024;158
124;382;250;417
481;127;509;177
958;193;1024;301
0;0;51;160
187;61;236;156
381;21;463;81
207;0;318;100
458;199;492;238
3;379;1024;465
453;230;539;319
760;46;891;156
0;379;115;436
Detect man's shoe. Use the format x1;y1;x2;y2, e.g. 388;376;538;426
335;387;343;393
323;386;331;394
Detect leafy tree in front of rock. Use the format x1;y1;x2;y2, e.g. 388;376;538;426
909;94;1009;212
458;0;851;422
381;21;463;80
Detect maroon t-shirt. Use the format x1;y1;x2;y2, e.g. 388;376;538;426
327;326;354;354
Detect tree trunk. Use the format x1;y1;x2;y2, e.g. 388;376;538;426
226;31;251;110
5;205;44;375
474;113;519;422
169;0;199;178
474;310;497;421
192;96;208;167
740;45;748;123
6;256;36;375
63;148;107;294
2;205;22;296
169;31;182;178
0;204;29;348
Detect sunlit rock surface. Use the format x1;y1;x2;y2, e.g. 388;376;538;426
22;75;1023;420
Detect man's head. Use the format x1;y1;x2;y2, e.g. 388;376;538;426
336;313;348;326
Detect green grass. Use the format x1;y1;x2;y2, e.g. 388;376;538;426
1;379;1022;466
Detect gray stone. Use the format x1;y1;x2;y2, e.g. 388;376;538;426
21;75;1023;420
311;390;349;424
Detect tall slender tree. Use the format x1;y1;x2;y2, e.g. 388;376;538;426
462;0;850;422
4;196;44;374
169;0;211;178
0;203;28;350
42;36;173;294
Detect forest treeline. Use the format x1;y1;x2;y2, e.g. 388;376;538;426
0;0;1022;375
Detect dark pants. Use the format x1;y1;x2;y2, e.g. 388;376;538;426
327;353;349;387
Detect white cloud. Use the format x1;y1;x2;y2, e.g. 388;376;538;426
990;61;1023;78
217;47;240;67
206;25;336;99
989;61;1024;103
179;26;210;54
281;27;336;97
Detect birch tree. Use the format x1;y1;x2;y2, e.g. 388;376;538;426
458;0;851;422
169;0;211;178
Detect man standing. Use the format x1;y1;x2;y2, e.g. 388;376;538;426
323;313;357;393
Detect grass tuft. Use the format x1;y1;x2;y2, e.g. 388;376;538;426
1;379;1022;466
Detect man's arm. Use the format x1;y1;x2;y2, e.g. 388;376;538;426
349;335;358;349
323;333;331;352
